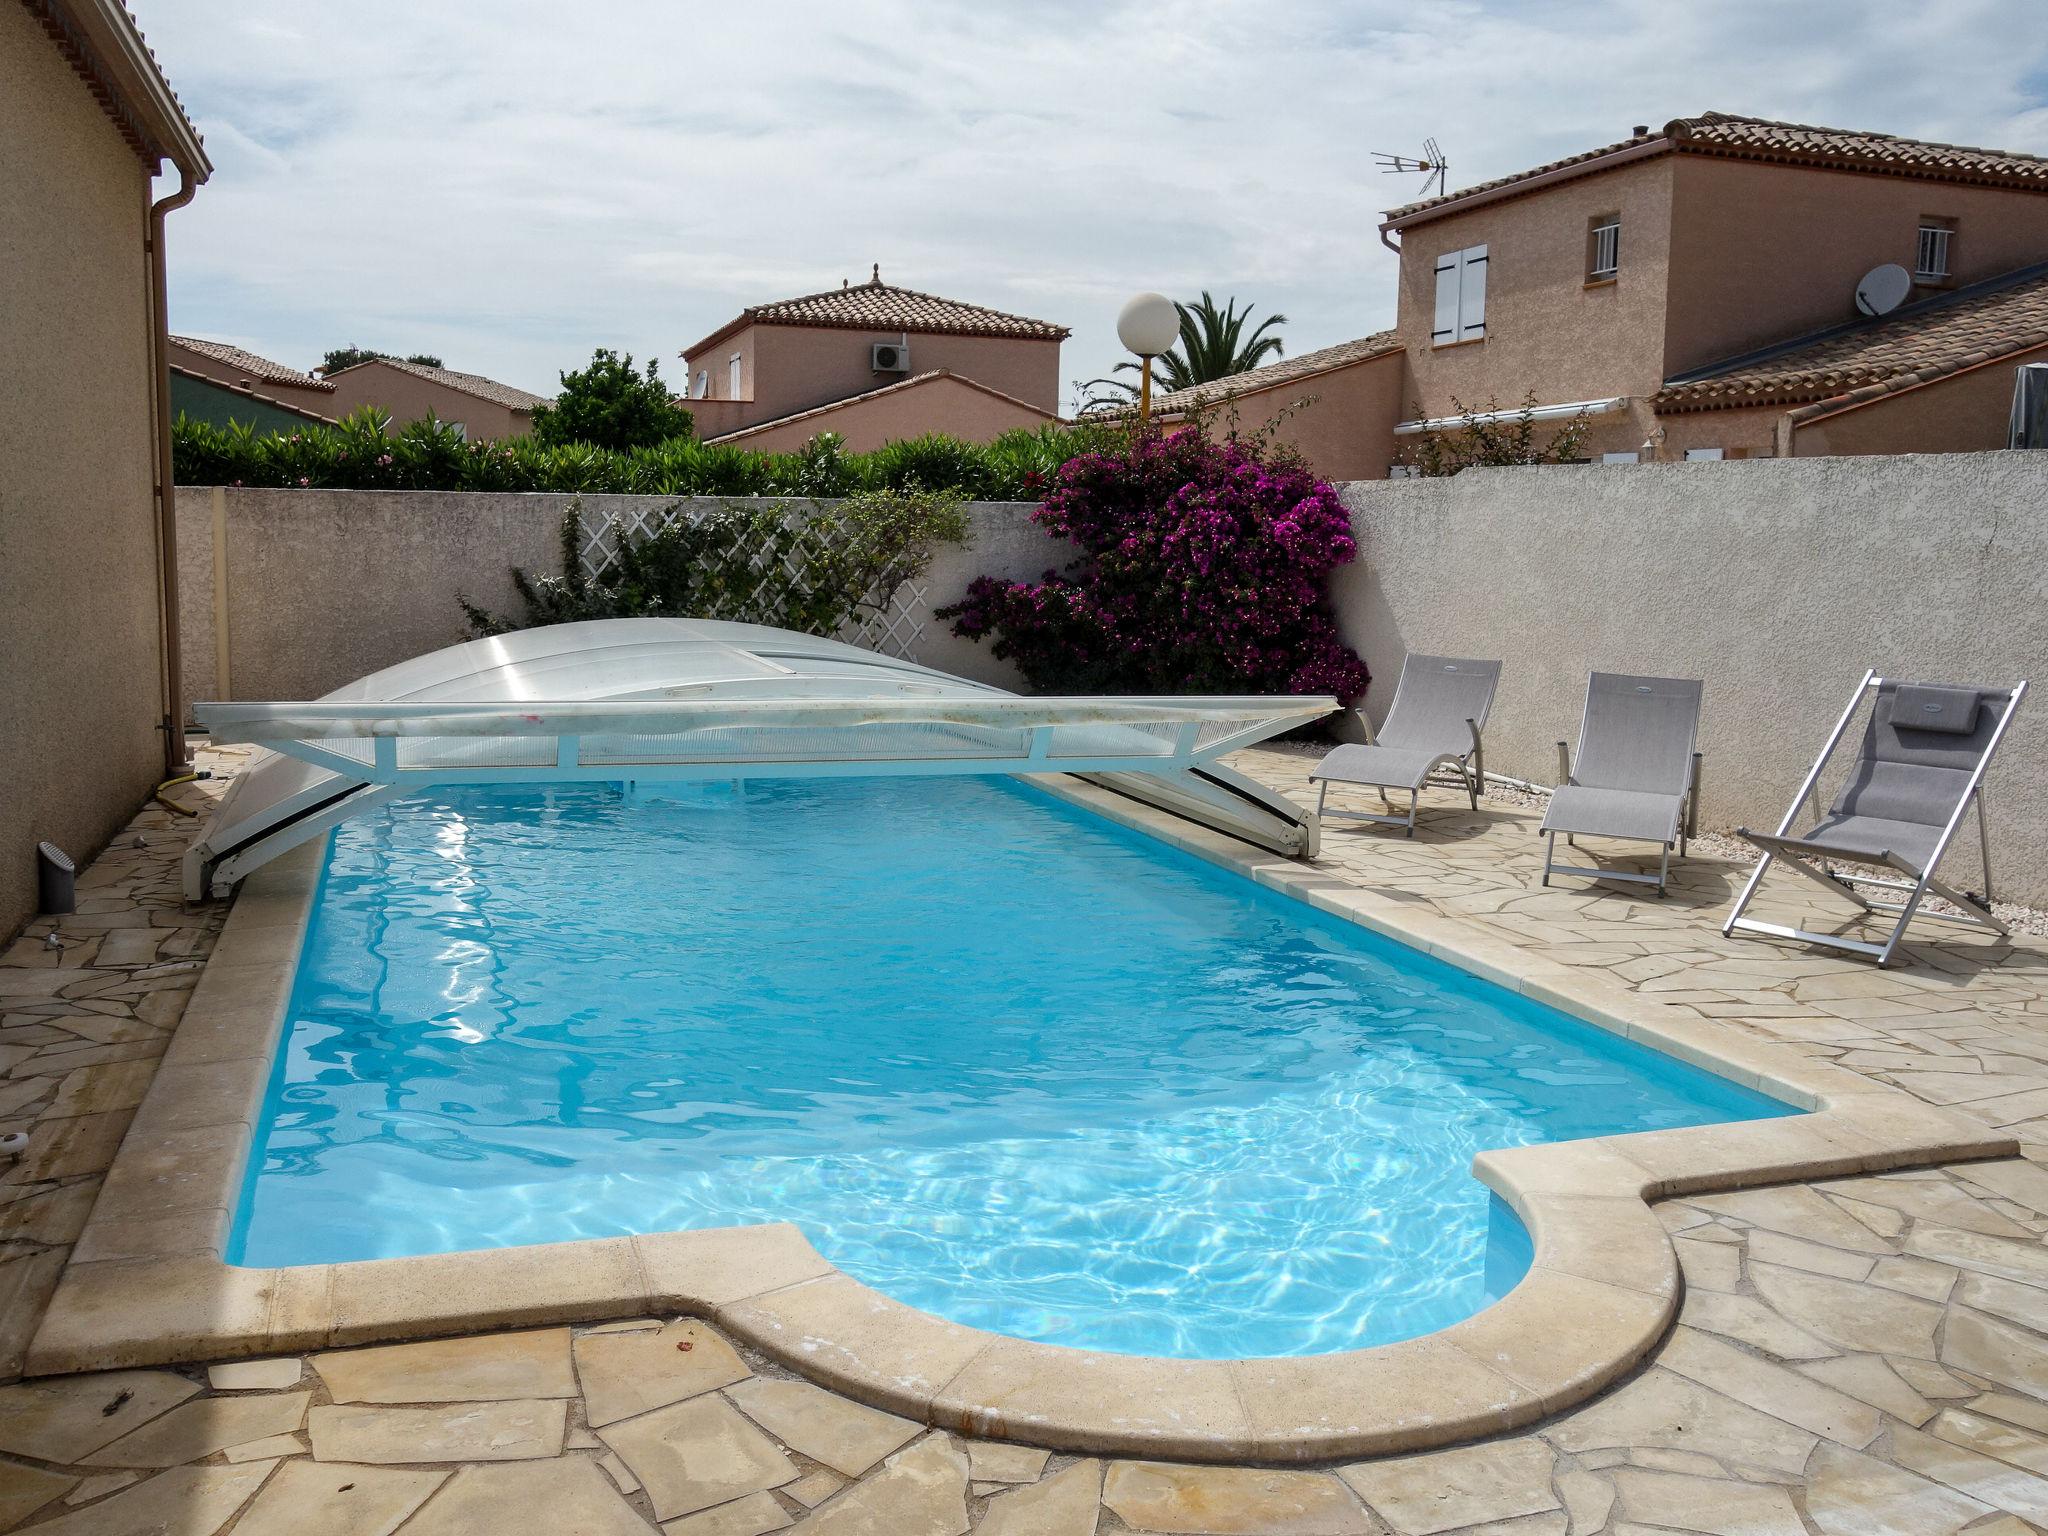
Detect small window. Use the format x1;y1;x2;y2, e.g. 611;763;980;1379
1600;451;1640;465
1683;447;1724;461
1917;221;1954;280
1432;245;1488;346
729;353;743;398
447;421;467;442
693;370;708;400
1588;215;1620;281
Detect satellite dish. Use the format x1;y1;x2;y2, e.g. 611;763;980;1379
1855;263;1913;317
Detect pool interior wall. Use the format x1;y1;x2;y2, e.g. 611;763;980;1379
230;775;1793;1359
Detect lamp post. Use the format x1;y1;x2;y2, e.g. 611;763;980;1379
1117;292;1180;428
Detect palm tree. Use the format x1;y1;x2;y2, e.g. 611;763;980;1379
1079;292;1289;410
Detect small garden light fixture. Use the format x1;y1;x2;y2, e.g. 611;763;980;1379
1117;292;1180;426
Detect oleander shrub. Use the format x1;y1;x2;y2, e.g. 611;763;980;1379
938;428;1369;701
458;488;970;639
173;413;1133;501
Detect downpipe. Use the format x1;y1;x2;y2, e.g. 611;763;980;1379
148;164;198;777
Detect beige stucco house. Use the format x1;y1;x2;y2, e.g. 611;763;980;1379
2;0;209;938
679;269;1068;446
1166;113;2048;474
322;357;552;440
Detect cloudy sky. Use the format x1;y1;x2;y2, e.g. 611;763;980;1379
146;1;2048;412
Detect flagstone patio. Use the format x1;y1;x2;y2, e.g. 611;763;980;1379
2;746;2048;1533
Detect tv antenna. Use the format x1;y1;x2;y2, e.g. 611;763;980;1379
1373;138;1447;199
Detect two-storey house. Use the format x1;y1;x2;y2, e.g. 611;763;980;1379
678;268;1067;451
1160;113;2048;472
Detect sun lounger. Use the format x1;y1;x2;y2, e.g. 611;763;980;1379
1723;671;2026;965
1310;655;1501;835
1540;673;1704;896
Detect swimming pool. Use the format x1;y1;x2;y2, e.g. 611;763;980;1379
230;776;1792;1358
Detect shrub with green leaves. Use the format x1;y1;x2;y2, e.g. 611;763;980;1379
173;411;1134;501
531;349;694;451
459;488;970;639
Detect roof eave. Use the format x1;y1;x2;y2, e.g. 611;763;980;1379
1153;342;1404;416
1380;138;1672;233
704;368;1058;444
679;314;756;363
38;0;211;179
684;313;1069;361
169;364;341;426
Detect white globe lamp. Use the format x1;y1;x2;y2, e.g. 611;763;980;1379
1116;292;1180;423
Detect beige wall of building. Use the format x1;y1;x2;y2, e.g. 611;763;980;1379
1178;353;1408;481
0;1;170;936
1396;157;1678;420
324;361;533;439
165;337;336;416
714;373;1053;453
1666;158;2048;375
1788;351;2048;457
684;323;1062;429
1385;146;2048;465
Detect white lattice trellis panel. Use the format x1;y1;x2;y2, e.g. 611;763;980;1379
575;504;936;661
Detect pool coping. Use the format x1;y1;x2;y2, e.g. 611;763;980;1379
25;774;2017;1464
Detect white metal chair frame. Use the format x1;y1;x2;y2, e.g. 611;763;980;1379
1723;670;2026;967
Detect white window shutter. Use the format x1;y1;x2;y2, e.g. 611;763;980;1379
1432;253;1460;344
1458;245;1488;341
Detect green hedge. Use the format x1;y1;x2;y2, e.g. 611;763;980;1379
172;407;1128;501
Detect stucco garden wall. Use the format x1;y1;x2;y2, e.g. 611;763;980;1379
1335;453;2048;902
174;490;1059;716
180;453;2048;903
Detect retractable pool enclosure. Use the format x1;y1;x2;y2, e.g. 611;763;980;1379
185;618;1339;898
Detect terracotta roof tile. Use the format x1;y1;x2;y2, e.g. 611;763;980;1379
704;368;1056;444
1151;331;1400;414
685;272;1067;357
170;336;335;392
350;358;553;412
167;364;339;425
1653;263;2048;414
1386;112;2048;223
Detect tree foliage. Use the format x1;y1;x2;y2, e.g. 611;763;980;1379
1398;394;1591;476
174;409;1134;500
1080;292;1289;409
940;427;1368;701
530;348;694;451
320;345;444;375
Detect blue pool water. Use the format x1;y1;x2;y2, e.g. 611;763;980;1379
230;777;1792;1357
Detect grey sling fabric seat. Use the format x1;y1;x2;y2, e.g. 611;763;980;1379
1724;672;2027;966
1309;655;1501;835
1540;673;1704;895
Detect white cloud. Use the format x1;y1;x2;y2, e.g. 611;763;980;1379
144;0;2048;413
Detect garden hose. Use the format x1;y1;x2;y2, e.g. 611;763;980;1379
154;770;210;817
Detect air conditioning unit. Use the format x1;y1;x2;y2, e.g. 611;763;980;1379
871;342;910;373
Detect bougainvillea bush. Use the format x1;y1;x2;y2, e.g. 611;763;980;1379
939;429;1370;703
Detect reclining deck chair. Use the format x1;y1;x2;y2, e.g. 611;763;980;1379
1309;655;1501;835
1724;671;2027;966
1540;673;1704;896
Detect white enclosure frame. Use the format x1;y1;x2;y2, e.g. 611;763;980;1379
184;619;1337;896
